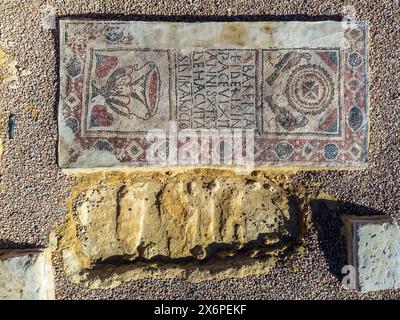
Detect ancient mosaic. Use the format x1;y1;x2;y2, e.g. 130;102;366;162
58;20;369;168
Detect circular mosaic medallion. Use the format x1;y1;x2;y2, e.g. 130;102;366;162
285;64;335;115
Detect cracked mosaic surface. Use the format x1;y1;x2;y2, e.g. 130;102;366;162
58;20;369;168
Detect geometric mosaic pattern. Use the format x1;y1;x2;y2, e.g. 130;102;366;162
58;20;368;168
260;29;368;165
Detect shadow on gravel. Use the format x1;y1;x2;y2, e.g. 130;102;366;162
311;199;383;279
0;240;40;250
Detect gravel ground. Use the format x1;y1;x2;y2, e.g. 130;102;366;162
0;0;399;299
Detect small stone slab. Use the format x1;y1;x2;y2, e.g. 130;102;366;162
342;215;400;292
58;20;368;168
0;249;54;300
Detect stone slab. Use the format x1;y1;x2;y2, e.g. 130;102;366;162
58;20;369;168
0;249;55;300
342;215;400;292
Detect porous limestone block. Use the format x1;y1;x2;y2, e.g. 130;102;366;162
0;249;55;300
342;215;400;292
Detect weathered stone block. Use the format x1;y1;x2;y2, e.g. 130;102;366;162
0;249;54;300
58;20;369;168
342;215;400;292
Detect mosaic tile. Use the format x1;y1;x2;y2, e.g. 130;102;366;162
58;20;369;168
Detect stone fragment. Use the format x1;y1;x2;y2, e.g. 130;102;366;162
55;170;306;288
0;138;3;161
24;104;40;121
342;215;400;292
58;20;369;168
0;249;54;300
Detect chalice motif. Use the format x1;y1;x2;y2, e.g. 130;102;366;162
91;61;160;120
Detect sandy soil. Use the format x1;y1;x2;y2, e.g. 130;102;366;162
0;0;399;299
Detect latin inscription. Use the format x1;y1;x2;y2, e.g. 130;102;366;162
175;49;257;130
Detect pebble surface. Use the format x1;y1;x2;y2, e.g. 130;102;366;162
0;0;399;299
